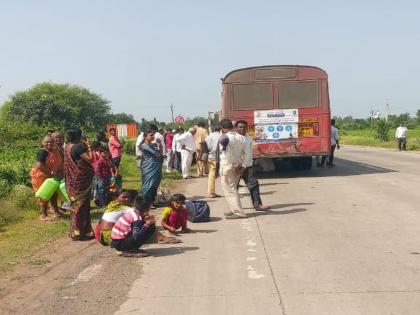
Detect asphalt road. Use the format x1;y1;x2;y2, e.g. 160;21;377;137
116;145;420;315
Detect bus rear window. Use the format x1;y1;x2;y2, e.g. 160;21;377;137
233;83;273;110
278;81;318;108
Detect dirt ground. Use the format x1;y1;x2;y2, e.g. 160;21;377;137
0;232;146;315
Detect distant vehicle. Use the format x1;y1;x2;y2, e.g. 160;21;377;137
220;65;331;170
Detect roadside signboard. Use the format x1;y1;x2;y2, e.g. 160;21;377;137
175;115;185;125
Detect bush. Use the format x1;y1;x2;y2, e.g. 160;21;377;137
372;120;391;142
0;200;23;229
0;179;11;200
121;137;136;155
9;185;38;210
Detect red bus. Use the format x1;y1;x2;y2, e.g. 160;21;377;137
220;65;331;170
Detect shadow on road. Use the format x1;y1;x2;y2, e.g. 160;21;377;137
258;157;397;179
191;229;218;233
145;246;200;257
259;182;289;186
248;208;307;217
210;216;223;222
269;202;314;209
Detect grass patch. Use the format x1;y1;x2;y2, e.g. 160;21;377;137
0;212;69;273
28;257;51;266
341;128;420;150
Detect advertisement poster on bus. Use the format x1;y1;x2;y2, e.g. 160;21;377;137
254;109;298;124
254;109;299;143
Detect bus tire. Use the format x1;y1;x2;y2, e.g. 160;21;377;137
301;157;313;170
291;157;312;170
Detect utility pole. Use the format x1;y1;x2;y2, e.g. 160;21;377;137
370;107;374;127
170;103;175;123
386;98;390;122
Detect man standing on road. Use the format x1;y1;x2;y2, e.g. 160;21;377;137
177;127;196;179
395;123;408;151
235;120;270;211
218;119;249;219
205;125;222;198
327;119;340;167
195;121;209;177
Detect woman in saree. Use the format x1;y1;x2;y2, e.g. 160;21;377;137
30;135;64;221
64;129;94;240
138;130;164;205
95;189;181;246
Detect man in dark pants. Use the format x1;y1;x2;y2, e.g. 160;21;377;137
235;120;270;211
318;118;340;167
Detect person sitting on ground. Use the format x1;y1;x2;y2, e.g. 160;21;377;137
95;190;180;246
111;194;157;257
161;194;192;234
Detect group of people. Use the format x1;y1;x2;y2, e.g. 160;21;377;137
135;122;209;180
30;128;123;240
30;117;274;257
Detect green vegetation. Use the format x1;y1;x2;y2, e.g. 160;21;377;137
1;82;111;131
336;112;420;150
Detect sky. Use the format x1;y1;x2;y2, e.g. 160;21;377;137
1;0;420;122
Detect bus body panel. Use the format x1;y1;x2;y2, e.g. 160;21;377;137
220;65;331;161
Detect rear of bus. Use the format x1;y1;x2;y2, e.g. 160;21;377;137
220;65;331;170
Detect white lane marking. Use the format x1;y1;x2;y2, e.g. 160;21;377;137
246;239;257;247
71;264;103;285
247;265;265;279
247;257;257;261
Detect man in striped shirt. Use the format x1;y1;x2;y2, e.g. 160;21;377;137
111;196;156;257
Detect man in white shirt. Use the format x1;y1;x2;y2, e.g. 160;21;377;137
395;123;408;151
205;125;222;198
177;127;197;179
172;128;184;173
327;119;340;167
218;118;250;219
235;120;270;211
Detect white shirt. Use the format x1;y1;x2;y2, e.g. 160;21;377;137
395;126;407;138
135;132;144;156
331;126;339;146
205;131;221;161
177;132;196;152
136;131;165;156
172;133;183;152
219;131;248;167
243;134;253;168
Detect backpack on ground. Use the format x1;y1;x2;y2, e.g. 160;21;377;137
185;200;210;223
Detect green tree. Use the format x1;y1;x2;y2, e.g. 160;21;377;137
106;112;136;124
1;82;111;130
